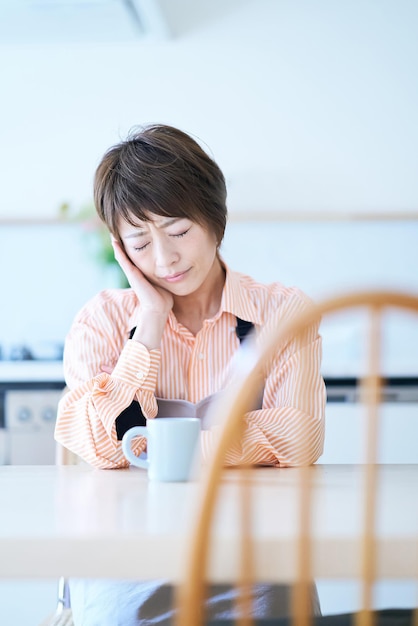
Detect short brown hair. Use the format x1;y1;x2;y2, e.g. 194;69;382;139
94;124;227;244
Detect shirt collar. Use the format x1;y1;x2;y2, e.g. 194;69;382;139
220;262;264;326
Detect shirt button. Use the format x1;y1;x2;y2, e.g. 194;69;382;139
198;353;205;360
136;371;145;379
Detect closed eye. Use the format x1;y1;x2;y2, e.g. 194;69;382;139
133;242;150;252
171;228;190;239
133;227;190;251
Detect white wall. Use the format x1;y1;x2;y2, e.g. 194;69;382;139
0;0;417;219
2;0;417;353
2;218;418;375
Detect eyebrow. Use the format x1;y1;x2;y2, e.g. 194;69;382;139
123;217;183;239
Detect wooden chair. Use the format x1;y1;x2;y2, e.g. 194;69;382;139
175;290;418;626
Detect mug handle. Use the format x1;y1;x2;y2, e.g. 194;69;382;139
121;426;149;469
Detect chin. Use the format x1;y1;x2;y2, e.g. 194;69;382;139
169;285;195;297
170;279;202;297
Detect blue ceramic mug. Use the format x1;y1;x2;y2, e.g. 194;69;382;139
121;417;201;482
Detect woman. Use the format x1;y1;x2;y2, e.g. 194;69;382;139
55;123;326;624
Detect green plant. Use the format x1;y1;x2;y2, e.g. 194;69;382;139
59;201;129;288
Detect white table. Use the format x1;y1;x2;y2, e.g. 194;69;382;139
0;464;417;582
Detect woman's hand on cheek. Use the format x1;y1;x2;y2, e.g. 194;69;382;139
111;238;174;316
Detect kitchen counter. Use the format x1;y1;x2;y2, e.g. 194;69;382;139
0;361;64;383
1;360;418;397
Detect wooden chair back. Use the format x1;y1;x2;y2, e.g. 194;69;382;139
175;290;418;626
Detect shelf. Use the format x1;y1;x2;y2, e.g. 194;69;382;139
2;211;418;225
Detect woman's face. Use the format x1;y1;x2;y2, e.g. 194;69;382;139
117;213;220;297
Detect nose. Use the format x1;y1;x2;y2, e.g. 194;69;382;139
154;238;179;269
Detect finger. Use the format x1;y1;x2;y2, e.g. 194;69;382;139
111;238;135;274
111;237;125;262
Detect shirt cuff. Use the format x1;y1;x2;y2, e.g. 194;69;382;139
111;340;161;392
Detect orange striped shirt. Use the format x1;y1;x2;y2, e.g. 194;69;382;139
55;265;326;469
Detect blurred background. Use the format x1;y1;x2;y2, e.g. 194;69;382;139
0;0;417;355
0;1;418;623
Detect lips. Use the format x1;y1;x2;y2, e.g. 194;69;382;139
161;269;190;283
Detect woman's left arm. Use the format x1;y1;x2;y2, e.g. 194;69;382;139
201;298;326;467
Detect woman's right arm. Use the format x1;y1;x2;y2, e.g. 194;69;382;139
54;294;162;468
55;239;174;468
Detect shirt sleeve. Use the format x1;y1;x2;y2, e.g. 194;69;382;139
201;291;326;467
54;297;161;469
